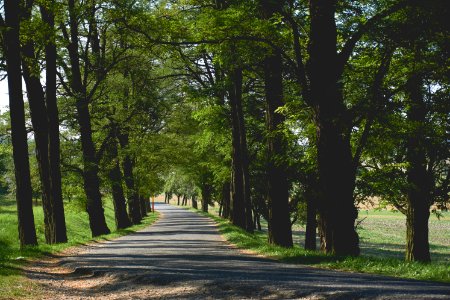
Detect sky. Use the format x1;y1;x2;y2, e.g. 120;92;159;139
0;77;32;114
0;79;9;113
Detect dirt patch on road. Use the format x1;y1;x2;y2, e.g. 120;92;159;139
25;244;200;299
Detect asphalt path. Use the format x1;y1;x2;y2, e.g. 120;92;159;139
31;202;450;299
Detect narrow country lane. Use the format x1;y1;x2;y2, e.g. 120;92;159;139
29;203;450;299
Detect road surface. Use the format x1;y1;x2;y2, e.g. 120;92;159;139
29;203;450;299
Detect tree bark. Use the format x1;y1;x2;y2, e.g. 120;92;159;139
21;0;68;245
117;131;142;224
145;196;151;213
201;182;211;213
304;176;318;251
192;195;198;209
4;0;38;247
405;71;431;262
67;0;110;237
221;181;230;219
139;195;148;217
229;67;253;232
259;0;292;247
107;133;131;230
22;41;54;244
264;51;293;248
308;0;359;256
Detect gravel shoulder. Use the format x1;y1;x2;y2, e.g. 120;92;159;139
26;203;450;299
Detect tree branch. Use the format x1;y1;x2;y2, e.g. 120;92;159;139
352;47;394;169
338;0;410;76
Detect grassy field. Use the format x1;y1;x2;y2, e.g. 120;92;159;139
171;200;450;283
355;210;450;263
0;195;159;298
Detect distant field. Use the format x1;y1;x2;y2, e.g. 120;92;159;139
291;210;450;263
357;210;449;263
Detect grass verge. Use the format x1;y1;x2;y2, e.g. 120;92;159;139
0;196;159;299
192;208;450;284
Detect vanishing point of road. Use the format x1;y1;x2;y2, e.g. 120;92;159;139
30;203;450;299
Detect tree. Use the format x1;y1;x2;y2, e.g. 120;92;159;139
354;0;449;262
3;0;38;247
260;0;293;248
61;0;111;236
104;124;131;229
41;0;68;243
306;0;360;256
21;0;67;244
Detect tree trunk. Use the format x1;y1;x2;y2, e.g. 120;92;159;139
221;181;230;219
146;196;151;213
41;4;67;243
117;131;141;224
305;202;317;251
139;195;148;217
405;72;431;262
67;0;110;237
256;213;261;231
308;0;359;256
177;195;181;206
253;212;262;231
107;134;131;230
259;0;292;247
229;67;253;232
201;184;211;213
218;201;223;217
318;215;327;252
304;180;318;251
22;41;55;244
22;19;67;243
263;50;293;248
4;0;38;247
192;195;198;209
315;120;358;255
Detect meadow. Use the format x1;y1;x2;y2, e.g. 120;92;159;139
291;209;450;264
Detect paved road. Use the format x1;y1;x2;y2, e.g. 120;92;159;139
32;203;450;299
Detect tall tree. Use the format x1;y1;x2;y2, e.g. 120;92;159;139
404;66;430;262
118;128;142;224
228;66;253;232
260;0;293;247
21;0;67;244
307;0;360;256
106;126;132;229
40;2;68;243
65;0;110;236
3;0;38;247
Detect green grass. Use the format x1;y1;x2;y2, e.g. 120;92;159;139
0;195;159;298
185;204;450;283
356;210;450;264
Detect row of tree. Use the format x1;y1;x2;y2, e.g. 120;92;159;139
1;0;165;247
156;0;449;262
1;0;448;263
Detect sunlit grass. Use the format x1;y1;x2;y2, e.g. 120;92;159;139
0;195;159;298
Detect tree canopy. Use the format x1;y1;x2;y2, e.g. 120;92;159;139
0;0;448;263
